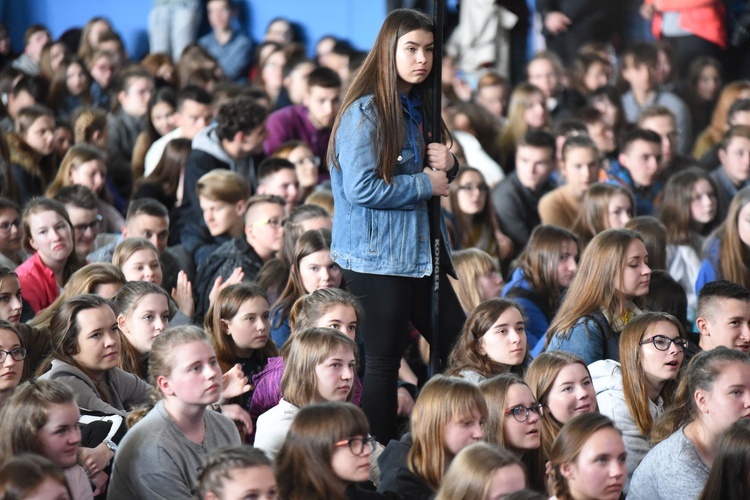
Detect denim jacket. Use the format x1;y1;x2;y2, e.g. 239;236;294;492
330;94;456;278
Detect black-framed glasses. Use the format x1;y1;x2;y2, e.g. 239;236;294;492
457;183;489;193
504;403;544;422
0;219;20;233
0;347;26;363
639;335;689;352
73;214;103;234
334;435;377;455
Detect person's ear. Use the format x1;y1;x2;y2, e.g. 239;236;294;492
694;388;709;414
718;148;728;167
117;314;129;334
234;199;248;217
560;462;576;481
157;375;174;396
696;317;710;337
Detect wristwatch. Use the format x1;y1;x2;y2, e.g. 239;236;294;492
103;438;118;454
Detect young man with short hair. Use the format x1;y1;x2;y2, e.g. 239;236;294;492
181;95;268;223
620;42;692;154
256;158;299;212
604;128;662;216
0;75;48;133
711;125;750;220
695;280;750;355
11;24;50;76
144;86;214;176
491;129;556;264
87;198;180;292
194;194;286;319
198;0;253;82
263;66;342;161
637;105;692;182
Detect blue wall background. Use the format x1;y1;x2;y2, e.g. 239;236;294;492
2;0;389;59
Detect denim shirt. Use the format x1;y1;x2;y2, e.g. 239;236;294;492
330;94;455;278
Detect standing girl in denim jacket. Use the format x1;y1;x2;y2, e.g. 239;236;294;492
328;8;465;443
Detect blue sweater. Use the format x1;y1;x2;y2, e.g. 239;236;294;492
501;268;551;353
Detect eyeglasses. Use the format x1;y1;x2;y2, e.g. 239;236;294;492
639;335;689;351
334;435;377;455
250;217;284;228
0;347;26;363
457;183;489;193
504;403;544;422
73;214;103;234
292;155;321;168
0;219;20;234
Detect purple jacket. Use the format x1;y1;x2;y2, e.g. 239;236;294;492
262;105;332;178
249;356;363;422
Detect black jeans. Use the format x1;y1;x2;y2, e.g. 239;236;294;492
343;269;465;443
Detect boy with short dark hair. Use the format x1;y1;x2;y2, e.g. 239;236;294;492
604;128;662;216
263;66;342;161
181;95;269;222
256;158;299;212
711;125;750;220
695;280;750;354
491;129;556;263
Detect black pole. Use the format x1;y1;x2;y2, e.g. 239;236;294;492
428;0;444;377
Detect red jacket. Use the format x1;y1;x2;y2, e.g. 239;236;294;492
646;0;727;49
16;252;59;313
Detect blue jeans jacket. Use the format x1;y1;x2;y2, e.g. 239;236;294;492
330;94;455;277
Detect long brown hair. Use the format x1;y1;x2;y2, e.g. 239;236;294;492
712;185;750;288
547;413;621;500
328;9;448;184
276;402;370;500
445;299;528;379
545;229;645;346
514;225;580;312
272;228;342;328
659;167;719;247
572;183;634;247
651;347;750;445
619;312;683;436
698;419;750;500
204;283;278;373
448;167;502;253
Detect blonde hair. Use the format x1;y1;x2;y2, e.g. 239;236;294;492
72;107;107;145
713;186;750;288
408;375;488;491
436;442;525;500
280;327;358;408
46;144;106;198
525;351;594;461
196;169;251;204
29;263;125;330
448;248;498;313
112;238;159;270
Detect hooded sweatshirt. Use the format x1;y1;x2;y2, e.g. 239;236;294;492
589;359;665;493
